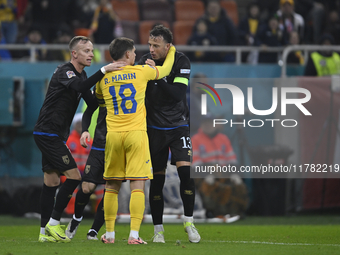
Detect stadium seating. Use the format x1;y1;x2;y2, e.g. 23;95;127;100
74;28;91;37
174;0;205;21
111;0;140;21
121;20;139;44
172;20;195;45
104;50;113;62
220;0;239;26
139;20;170;45
140;0;173;24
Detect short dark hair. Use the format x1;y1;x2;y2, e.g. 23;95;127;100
149;25;173;44
109;37;135;60
69;36;90;51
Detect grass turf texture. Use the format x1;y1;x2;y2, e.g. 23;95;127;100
0;215;340;255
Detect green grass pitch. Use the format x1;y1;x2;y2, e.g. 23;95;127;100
0;215;340;255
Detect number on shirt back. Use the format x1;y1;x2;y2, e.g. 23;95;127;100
109;83;137;114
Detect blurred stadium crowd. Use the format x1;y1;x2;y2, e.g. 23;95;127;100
1;0;339;63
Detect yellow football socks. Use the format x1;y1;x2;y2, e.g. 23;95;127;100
104;188;119;232
130;189;145;232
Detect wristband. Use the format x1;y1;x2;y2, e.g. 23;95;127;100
101;67;106;74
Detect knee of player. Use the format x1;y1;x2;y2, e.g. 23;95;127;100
72;176;82;182
63;168;82;180
46;179;60;187
82;183;96;194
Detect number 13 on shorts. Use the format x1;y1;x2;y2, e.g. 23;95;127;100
181;136;192;149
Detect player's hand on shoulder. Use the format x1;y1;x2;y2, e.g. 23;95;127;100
80;131;91;148
145;59;155;67
103;62;126;72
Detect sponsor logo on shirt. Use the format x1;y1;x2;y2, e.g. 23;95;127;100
180;69;190;74
66;70;76;78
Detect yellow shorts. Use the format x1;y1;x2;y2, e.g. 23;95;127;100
104;130;153;181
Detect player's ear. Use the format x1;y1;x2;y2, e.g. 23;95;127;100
71;50;77;59
165;43;171;50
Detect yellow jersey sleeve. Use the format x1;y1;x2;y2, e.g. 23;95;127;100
139;46;176;81
155;46;176;79
138;65;159;81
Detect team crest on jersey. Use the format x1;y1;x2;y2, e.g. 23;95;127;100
66;70;76;78
180;69;190;74
62;155;70;165
85;165;91;174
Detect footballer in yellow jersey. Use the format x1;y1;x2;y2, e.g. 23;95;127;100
96;39;175;180
96;65;158;132
96;37;175;244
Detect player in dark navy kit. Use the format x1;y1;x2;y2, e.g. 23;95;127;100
33;36;124;243
138;25;201;243
65;86;107;241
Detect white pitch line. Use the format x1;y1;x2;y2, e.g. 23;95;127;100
202;240;340;247
31;238;340;247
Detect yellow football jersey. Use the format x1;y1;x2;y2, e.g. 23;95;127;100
96;65;159;132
